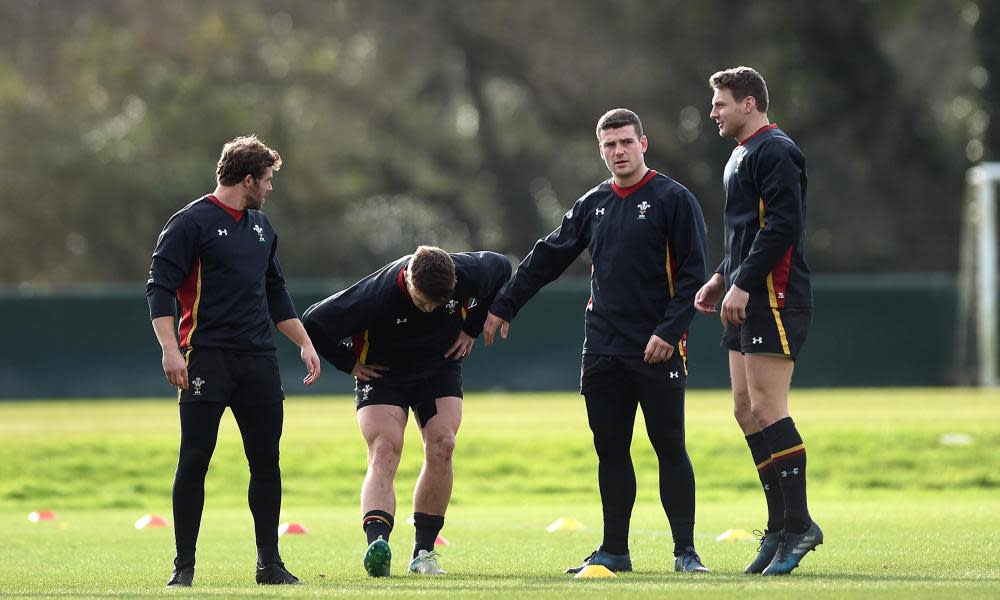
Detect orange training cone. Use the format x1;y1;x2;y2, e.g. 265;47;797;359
28;510;56;522
135;514;169;529
278;522;308;536
435;534;449;546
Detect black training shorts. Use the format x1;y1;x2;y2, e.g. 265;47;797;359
722;306;811;361
179;347;285;405
580;352;688;396
354;363;463;428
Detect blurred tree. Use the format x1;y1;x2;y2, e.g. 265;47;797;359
0;0;980;285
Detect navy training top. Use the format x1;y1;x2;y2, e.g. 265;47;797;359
491;170;709;359
146;194;297;353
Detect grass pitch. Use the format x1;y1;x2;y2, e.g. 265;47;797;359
1;389;998;598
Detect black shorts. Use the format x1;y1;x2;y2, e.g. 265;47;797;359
179;347;284;406
354;363;463;428
580;352;687;395
722;307;811;361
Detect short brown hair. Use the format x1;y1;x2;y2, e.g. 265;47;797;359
709;66;769;113
216;134;282;186
409;245;456;304
596;108;643;139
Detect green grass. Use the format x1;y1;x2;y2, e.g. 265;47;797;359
1;389;999;598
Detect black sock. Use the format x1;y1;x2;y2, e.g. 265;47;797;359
746;431;786;532
673;545;696;557
363;510;394;545
412;512;444;558
256;546;280;568
761;417;811;534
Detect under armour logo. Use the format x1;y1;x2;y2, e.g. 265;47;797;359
192;377;205;395
780;468;800;478
752;337;763;344
596;208;606;216
669;371;679;379
396;318;407;325
218;229;228;236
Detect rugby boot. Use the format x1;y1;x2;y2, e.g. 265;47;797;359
762;521;823;575
745;529;782;574
674;548;710;572
364;537;392;577
255;560;301;585
564;549;633;574
166;566;194;588
408;549;446;574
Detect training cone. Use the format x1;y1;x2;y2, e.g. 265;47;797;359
278;522;308;536
546;517;586;533
435;534;449;546
28;510;56;523
715;528;754;542
574;564;617;579
135;514;168;529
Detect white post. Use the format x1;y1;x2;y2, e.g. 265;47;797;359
967;163;1000;387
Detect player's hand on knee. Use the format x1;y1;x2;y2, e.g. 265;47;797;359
445;331;476;360
352;361;388;381
643;335;674;364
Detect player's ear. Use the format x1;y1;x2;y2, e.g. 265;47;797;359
243;174;255;187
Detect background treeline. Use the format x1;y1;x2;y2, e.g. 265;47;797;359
2;0;997;285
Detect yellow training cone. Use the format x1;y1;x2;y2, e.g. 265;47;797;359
546;517;586;532
715;528;754;541
574;564;617;579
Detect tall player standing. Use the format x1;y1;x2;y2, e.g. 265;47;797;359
147;135;321;587
695;67;823;575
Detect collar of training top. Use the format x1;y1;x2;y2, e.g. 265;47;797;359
611;169;657;199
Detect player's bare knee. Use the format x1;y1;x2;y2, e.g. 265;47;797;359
426;433;456;464
368;438;403;472
733;398;753;424
749;402;780;427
